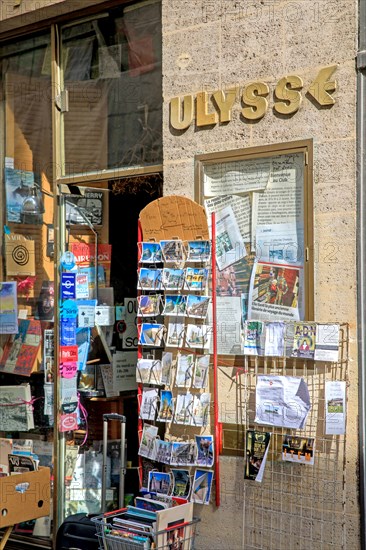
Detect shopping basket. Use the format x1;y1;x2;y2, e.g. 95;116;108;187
91;508;200;550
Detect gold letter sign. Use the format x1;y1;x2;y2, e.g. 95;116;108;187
169;65;337;131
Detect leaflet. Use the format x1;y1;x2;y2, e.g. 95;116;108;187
325;381;346;435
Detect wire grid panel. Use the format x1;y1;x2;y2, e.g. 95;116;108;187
241;324;348;550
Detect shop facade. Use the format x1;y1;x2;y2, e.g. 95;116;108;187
0;0;362;549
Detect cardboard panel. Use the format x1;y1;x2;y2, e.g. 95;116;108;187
139;196;209;241
0;467;50;528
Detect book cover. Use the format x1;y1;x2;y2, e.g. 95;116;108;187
291;322;316;359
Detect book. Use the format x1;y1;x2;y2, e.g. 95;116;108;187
9;453;37;474
0;319;42;376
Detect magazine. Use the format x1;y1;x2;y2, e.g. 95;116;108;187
291;322;316;359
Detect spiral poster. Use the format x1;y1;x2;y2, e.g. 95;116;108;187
5;233;35;276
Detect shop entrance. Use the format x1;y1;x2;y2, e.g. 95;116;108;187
107;173;163;499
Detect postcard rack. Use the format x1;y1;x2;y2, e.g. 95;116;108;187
136;196;220;507
234;323;349;549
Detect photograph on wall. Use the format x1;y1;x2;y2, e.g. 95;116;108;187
248;261;302;321
245;430;271;482
163;295;187;316
170;441;196;467
166;322;185;348
174;393;193;426
155;440;173;464
216;255;254;298
148;471;171;495
5;168;35;223
0;281;18;334
186;295;210;319
291;322;316;359
191;393;210;427
157;390;174;423
192;355;210;390
184;268;209;292
137;268;162;291
138;323;165;347
195;435;214;468
140;388;159;421
282;435;315;466
140;242;162;263
175;353;194;388
161;352;173;386
186;324;211;350
191;469;213;505
138;424;158;460
160;240;186;263
138;295;161;317
314;324;340;362
161;268;185;291
186;240;211;263
171;469;191;498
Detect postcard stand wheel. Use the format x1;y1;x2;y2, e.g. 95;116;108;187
138;196;220;507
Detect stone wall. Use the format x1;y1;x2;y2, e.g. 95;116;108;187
162;0;359;548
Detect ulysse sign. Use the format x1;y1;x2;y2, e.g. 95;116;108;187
170;65;337;130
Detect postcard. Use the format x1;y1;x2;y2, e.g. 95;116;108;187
0;281;18;334
155;440;173;464
191;469;214;505
140;388;159;421
163;295;187;316
161;352;173;386
140;242;162;263
174;393;193;425
171;469;191;498
148;471;171;495
264;321;286;357
245;430;271;482
161;268;185;291
170;441;197;466
291;322;316;359
157;390;174;422
325;380;346;435
186;295;210;319
175;353;194;388
192;393;211;427
184;268;209;292
138;295;161;317
187;240;211;263
314;324;340;362
255;375;311;430
166;322;185;348
192;355;210;389
185;324;211;350
160;240;186;263
195;435;214;467
138;424;158;460
136;359;162;385
137;268;162;291
139;323;165;347
243;321;265;356
282;434;315;466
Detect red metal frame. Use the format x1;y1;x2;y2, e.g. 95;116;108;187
137;220;143;484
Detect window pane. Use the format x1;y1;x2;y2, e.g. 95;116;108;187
61;1;162;178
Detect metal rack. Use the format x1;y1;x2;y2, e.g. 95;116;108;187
239;323;349;549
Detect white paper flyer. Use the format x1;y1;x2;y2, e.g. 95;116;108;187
325;381;346;435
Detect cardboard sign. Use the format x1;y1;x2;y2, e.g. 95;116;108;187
5;234;35;276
